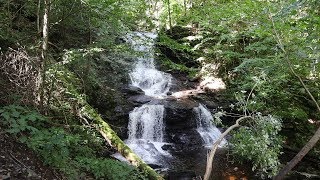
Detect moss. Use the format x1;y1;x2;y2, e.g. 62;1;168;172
80;104;162;180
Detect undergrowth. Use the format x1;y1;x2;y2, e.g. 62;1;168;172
0;105;147;180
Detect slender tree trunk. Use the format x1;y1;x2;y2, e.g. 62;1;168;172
274;127;320;180
39;0;49;110
270;14;320;179
37;0;41;33
184;0;187;16
42;0;49;53
204;116;251;180
167;0;172;34
7;0;12;32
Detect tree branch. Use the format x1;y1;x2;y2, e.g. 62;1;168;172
204;116;251;180
269;12;320;180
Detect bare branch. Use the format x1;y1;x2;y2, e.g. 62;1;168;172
204;116;252;180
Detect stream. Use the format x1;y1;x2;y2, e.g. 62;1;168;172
121;32;247;179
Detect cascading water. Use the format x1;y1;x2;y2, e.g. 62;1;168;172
128;104;164;142
113;32;248;179
194;104;227;147
125;32;171;166
127;32;171;97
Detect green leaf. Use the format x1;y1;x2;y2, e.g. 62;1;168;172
12;110;20;118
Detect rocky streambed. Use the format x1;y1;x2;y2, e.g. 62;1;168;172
107;32;251;179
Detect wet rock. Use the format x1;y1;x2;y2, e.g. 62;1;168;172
164;99;198;111
148;164;163;169
166;26;193;40
115;37;126;44
163;99;203;150
189;76;201;82
164;99;199;130
128;95;153;105
191;95;218;109
205;101;218;109
161;144;172;151
121;85;145;95
170;130;202;147
166;170;199;180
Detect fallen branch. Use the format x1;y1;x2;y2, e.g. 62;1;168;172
204;116;251;180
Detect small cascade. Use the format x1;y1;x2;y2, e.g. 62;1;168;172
194;104;227;147
127;104;164;142
127;32;172;97
125;104;170;164
125;32;171;166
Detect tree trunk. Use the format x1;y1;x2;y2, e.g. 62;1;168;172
37;0;41;33
204;116;251;180
80;104;163;180
39;0;49;109
274;127;320;180
270;15;320;179
167;0;172;34
184;0;187;16
42;0;49;55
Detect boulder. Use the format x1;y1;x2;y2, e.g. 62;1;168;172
128;95;154;105
121;85;145;95
163;99;203;151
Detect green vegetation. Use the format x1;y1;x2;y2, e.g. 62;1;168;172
231;114;282;178
0;105;144;179
1;0;319;179
158;0;319;178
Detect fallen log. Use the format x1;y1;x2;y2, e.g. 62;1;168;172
80;104;162;180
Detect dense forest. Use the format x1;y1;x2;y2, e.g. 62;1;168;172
0;0;319;179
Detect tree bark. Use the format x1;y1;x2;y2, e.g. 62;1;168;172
270;14;320;180
204;116;251;180
167;0;172;34
184;0;187;16
80;104;163;180
37;0;41;33
39;0;49;109
42;0;49;55
274;127;320;180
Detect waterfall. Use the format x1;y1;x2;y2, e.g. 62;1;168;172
125;104;169;165
127;104;164;142
125;32;171;165
194;104;227;147
127;32;172;97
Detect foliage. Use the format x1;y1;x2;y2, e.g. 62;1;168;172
0;47;40;104
77;157;147;180
26;125;147;179
0;105;45;135
161;0;319;176
231;114;282;178
160;57;198;78
158;32;194;53
27;127;85;178
61;48;103;93
1;0;319;178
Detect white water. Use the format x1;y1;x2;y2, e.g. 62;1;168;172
127;32;172;97
127;104;164;142
125;32;171;165
194;104;227;147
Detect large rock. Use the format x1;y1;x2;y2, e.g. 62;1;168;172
128;95;155;105
121;85;145;95
164;99;199;129
163;99;203;152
